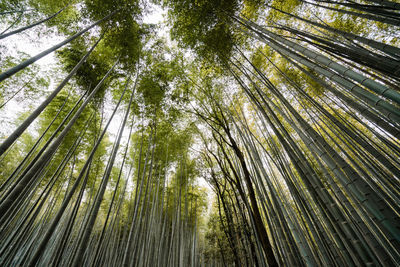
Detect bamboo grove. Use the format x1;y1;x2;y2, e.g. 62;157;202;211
0;0;399;266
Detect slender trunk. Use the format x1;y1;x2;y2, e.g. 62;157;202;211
0;9;117;83
0;4;68;40
0;36;102;156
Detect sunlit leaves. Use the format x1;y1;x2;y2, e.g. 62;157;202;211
165;0;239;62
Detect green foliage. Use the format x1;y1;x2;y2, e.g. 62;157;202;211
126;40;191;120
329;11;364;34
242;0;265;18
164;0;239;62
266;0;302;22
203;206;235;265
0;112;36;180
56;38;117;95
28;0;80;34
0;52;49;106
270;0;301;12
83;0;143;69
0;0;25;11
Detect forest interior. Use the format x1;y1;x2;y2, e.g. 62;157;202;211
0;0;400;266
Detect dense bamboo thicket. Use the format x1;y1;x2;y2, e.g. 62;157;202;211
0;0;399;266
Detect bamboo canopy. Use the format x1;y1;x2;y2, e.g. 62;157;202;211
0;0;399;266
